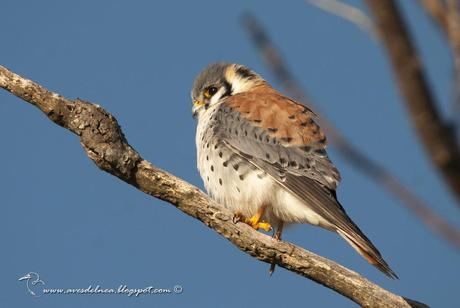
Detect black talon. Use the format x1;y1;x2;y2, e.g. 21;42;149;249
233;212;243;224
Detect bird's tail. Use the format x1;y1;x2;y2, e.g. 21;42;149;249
337;229;398;279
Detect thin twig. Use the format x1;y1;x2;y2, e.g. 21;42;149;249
446;0;460;128
365;0;460;206
241;13;460;250
421;0;449;34
421;0;460;128
0;65;426;307
306;0;379;42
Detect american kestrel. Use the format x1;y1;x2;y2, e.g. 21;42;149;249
191;62;397;278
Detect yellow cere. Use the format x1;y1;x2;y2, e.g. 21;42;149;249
193;100;204;107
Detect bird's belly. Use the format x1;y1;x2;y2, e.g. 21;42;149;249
197;142;275;219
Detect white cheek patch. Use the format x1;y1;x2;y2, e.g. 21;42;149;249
229;76;255;94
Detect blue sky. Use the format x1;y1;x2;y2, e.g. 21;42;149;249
1;0;459;307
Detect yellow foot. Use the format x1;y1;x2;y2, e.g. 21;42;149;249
233;211;272;232
253;221;272;232
248;215;272;232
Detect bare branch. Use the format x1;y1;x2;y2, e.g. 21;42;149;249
421;0;449;35
446;0;460;122
0;65;427;307
421;0;460;125
365;0;460;207
306;0;379;42
241;13;460;249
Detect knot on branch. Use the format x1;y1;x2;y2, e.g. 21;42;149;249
67;99;141;181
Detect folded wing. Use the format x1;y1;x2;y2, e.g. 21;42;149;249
212;86;397;278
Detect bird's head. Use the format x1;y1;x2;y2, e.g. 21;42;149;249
191;62;264;118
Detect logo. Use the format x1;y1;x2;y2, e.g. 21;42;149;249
18;272;45;297
18;272;182;298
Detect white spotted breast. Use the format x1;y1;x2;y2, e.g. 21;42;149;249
195;104;276;218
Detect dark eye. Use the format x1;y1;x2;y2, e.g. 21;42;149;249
204;86;218;98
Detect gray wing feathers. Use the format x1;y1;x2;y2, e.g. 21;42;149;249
215;104;340;190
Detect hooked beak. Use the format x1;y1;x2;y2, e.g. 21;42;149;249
192;100;204;118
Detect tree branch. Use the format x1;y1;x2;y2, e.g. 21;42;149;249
0;65;426;307
365;0;460;207
421;0;460;132
241;13;460;250
306;0;379;42
446;0;460;123
421;0;449;35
